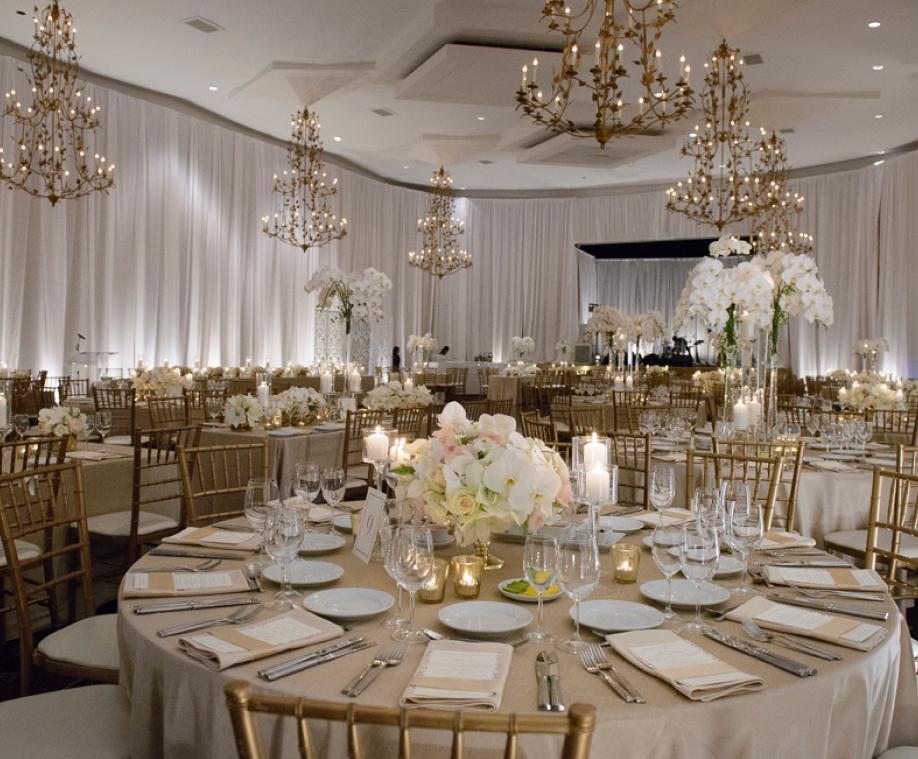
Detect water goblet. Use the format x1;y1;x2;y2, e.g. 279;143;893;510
652;524;683;620
391;525;433;643
557;534;600;653
725;500;764;596
649;463;675;513
320;467;347;534
678;523;719;634
523;534;560;643
244;477;278;572
379;521;407;630
263;504;305;610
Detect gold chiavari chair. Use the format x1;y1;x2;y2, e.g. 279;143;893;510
448;367;468;399
520;411;569;461
342;409;387;491
224;681;596;759
569;406;606;437
147;395;191;428
0;462;119;694
779;403;813;428
391;406;428;442
549;393;573;437
684;449;784;529
870;408;918;447
92;386;137;444
864;467;918;602
185;385;229;423
179;442;269;526
477;367;499;398
610;432;651;510
463;399;490;421
521;381;540;412
824;445;918;563
488;399;513;416
58;377;90;403
713;438;804;532
611;390;647;433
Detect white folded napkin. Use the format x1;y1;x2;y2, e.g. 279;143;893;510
757;531;816;550
726;596;888;652
65;450;110;461
762;565;887;592
178;608;342;670
400;640;513;711
123;569;253;598
163;526;261;551
634;508;695;527
607;629;764;701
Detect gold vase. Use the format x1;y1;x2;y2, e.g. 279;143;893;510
66;434;78;452
473;539;505;571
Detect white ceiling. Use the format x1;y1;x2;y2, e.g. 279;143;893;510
2;0;917;191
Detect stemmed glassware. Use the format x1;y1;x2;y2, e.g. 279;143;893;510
557;533;600;653
94;410;112;443
725;500;764;596
391;525;433;643
320;467;346;534
244;477;278;572
523;534;559;643
379;521;407;630
294;462;321;529
678;523;719;634
263;504;305;610
205;394;223;424
13;414;28;440
649;463;675;513
651;524;683;620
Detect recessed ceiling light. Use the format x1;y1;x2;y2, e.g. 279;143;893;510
868;21;881;28
208;85;219;92
476;116;485;121
872;64;884;71
874;114;884;119
333;136;342;142
874;159;885;166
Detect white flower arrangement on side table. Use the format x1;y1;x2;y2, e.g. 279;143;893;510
223;395;265;429
363;381;433;411
511;336;535;361
273;386;326;424
37;405;88;440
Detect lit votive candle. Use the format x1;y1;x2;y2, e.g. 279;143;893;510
611;543;641;584
419;558;450;603
451;555;484;598
364;426;389;462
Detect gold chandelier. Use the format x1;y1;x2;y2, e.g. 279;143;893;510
262;107;347;252
750;130;813;255
408;167;471;278
0;1;114;205
665;40;762;231
515;0;693;148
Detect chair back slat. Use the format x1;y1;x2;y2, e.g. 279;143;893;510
147;396;192;428
92;387;137;437
864;467;918;600
179;443;269;526
0;437;68;474
610;433;651;510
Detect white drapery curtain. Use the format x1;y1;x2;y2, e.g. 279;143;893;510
0;51;912;374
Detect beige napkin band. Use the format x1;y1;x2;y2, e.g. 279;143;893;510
410;675;499;693
660;660;738;682
137;570;249;594
167;526;260;550
768;566;883;591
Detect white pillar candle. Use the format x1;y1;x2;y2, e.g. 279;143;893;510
285;362;293;377
895;389;904;403
184;372;193;385
389;438;407;464
625;375;634;389
614;375;624;387
585;463;610;504
0;392;7;428
838;387;848;405
193;357;201;370
733;401;749;431
747;398;762;426
320;372;333;394
256;382;270;410
348;369;362;393
163;358;170;369
739;310;755;341
404;377;414;391
366;426;389;462
583;433;607;470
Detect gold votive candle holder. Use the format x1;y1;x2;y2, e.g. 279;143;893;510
611;543;641;584
450;555;484;599
418;558;450;603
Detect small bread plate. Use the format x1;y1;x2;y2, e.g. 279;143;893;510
498;577;563;603
571;599;664;632
303;588;394;621
262;560;344;587
639;579;730;609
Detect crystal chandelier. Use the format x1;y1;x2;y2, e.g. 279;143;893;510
408;167;471;278
665;40;763;231
515;0;693;148
0;1;114;205
262;108;347;252
750;130;813;255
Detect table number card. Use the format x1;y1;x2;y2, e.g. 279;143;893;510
352;488;386;564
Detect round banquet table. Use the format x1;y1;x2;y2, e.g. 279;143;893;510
118;532;918;759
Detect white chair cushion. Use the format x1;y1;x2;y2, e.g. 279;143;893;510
37;614;119;674
877;749;918;759
824;529;918;559
0;539;41;568
86;510;178;537
0;684;130;759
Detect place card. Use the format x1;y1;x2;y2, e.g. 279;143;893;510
123;569;252;598
352;488;386;564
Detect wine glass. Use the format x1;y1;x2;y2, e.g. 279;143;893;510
205;394;223;424
263;504;305;610
244;477;278;572
652;524;682;620
649;463;675;513
557;534;600;653
294;462;320;527
94;410;112;443
320;467;346;534
725;500;764;596
379;521;407;630
678;523;719;634
13;414;28;440
391;525;433;643
523;534;560;643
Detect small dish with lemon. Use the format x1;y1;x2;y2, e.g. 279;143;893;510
498;577;563;603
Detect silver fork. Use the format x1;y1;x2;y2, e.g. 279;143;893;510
787;583;886;603
343;643;407;697
587;643;646;704
140;559;221;573
578;646;634;702
739;617;842;661
156;603;263;637
763;549;826;558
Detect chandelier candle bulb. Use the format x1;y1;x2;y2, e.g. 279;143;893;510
585;463;611;504
320;371;333;394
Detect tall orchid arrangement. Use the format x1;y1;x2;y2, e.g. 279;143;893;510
763;250;833;355
511;336;535;361
584;306;625;348
305;266;392;334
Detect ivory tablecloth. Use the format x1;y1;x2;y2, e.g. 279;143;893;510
118;536;918;759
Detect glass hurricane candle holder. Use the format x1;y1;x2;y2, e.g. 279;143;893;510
572;433;611;472
363;427;397;489
418;558;450;603
450;555;484;598
611;543;641;584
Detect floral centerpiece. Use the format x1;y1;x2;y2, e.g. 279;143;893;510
132;367;192;398
843;381;901;412
502;363;538;377
584;306;625;351
363;381;433;411
223;394;265;429
407;333;438;365
393;402;572;559
709;235;752;258
37;406;88;449
511;336;535;361
637;310;666;342
853;338;889;373
273;386;325;424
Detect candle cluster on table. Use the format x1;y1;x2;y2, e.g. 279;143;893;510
732;388;763;432
363;426;393;464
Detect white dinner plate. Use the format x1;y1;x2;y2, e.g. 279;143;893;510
864;456;898;467
303;588;394;621
497;578;563;604
571;600;664;632
438;601;533;639
267;427;308;437
596;516;643;534
639;579;730;609
262;560;344;587
299;533;347;555
806;440;834;450
333;514;353;533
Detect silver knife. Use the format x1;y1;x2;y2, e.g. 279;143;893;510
544;651;565;712
132;596;261;614
764;560;853;568
150;548;250;560
535;651;552;712
258;639;375;682
766;594;890;621
702;627;817;677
